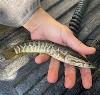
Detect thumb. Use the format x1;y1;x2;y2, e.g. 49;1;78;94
61;27;96;55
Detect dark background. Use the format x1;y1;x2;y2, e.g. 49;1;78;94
0;0;100;95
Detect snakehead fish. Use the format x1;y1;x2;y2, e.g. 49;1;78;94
3;40;95;68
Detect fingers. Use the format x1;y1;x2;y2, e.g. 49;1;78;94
35;54;50;64
61;27;96;55
80;68;92;89
64;64;76;89
60;27;94;89
47;58;60;83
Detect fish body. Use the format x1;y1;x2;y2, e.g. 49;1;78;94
13;40;95;68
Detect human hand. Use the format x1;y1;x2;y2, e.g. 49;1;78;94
23;8;96;89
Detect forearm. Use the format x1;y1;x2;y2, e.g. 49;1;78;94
0;0;40;27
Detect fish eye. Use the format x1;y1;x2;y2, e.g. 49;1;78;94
89;64;91;65
88;64;93;66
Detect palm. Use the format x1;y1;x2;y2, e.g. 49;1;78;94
23;8;95;89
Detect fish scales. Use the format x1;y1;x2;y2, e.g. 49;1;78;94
14;40;95;68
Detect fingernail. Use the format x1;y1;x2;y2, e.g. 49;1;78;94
47;77;57;83
35;58;42;64
65;80;74;89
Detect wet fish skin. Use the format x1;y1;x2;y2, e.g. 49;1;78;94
13;40;95;68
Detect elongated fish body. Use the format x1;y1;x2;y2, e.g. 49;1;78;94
13;40;95;68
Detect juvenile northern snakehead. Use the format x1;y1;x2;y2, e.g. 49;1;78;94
0;0;94;69
12;40;95;68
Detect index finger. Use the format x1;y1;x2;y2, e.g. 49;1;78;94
61;27;96;55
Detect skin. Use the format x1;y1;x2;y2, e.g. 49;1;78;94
23;8;96;89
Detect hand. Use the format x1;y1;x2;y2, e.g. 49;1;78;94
23;8;96;89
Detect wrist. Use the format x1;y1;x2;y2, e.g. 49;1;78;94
23;8;47;33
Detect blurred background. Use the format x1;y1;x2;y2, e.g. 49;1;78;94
0;0;100;95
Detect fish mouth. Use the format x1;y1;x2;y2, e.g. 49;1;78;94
65;59;96;69
84;65;96;69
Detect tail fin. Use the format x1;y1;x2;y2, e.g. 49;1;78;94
2;48;17;60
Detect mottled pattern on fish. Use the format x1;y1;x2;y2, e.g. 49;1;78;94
13;40;95;68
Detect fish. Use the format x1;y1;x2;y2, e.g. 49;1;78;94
2;40;95;68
